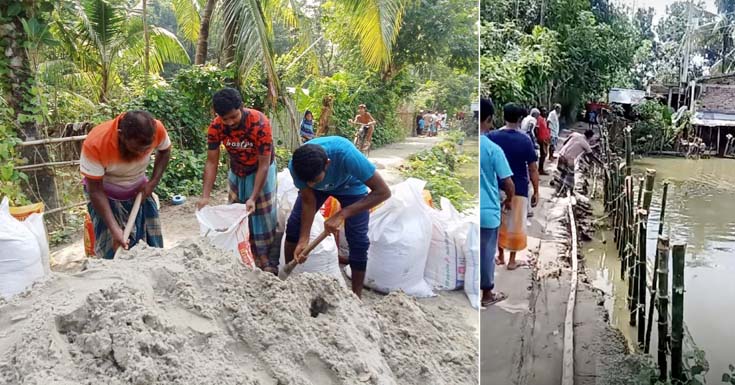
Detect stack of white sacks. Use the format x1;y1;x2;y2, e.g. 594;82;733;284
275;170;480;308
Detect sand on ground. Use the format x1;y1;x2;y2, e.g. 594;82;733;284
3;134;479;385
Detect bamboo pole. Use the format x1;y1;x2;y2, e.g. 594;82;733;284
15;160;81;171
625;127;632;177
637;209;648;347
671;243;686;383
656;236;670;381
561;194;579;385
642;170;656;211
16;135;88;146
628;178;636;312
636;177;644;210
645;182;669;353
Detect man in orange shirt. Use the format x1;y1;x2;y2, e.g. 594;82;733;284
80;111;172;259
197;88;278;274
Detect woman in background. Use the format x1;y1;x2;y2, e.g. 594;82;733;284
300;110;316;143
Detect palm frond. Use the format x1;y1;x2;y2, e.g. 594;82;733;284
126;26;192;73
171;0;203;43
339;0;412;70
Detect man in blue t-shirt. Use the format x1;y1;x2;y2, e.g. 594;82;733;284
480;98;515;307
487;103;540;271
285;136;391;298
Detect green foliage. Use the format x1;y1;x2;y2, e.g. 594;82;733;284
275;147;292;171
0;98;29;205
631;100;673;152
297;69;411;148
153;148;205;200
401;135;473;211
124;66;246;153
481;0;640;116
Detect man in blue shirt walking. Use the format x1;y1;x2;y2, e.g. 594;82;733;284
487;103;539;271
480;99;515;306
284;136;391;298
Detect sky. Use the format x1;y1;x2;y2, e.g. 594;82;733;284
614;0;717;23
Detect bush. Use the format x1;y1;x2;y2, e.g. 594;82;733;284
401;134;473;211
151;148;228;200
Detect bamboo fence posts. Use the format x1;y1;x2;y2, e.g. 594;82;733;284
597;125;688;377
645;182;669;353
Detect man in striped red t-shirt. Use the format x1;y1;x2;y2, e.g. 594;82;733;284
80;111;171;258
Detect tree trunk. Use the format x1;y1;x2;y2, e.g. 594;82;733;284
195;0;217;65
1;10;60;216
317;95;334;136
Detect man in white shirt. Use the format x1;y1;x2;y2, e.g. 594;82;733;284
547;104;561;160
520;108;540;146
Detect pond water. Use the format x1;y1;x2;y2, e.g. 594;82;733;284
586;156;735;381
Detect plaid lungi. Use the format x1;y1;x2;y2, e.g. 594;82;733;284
228;163;277;257
87;194;163;259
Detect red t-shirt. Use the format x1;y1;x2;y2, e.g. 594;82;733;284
207;108;274;177
536;116;550;141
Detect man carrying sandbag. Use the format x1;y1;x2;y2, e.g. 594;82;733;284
197;88;279;274
284;136;391;298
80;111;171;259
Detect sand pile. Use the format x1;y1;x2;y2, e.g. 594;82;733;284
0;239;477;385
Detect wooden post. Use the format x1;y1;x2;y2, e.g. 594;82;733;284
671;243;686;383
628;179;636;313
625;128;633;177
645;182;669;353
656;236;670;381
658;182;669;235
636;209;647;347
642;170;656;211
636;178;644;210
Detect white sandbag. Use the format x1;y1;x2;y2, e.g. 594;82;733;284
279;213;344;286
276;168;298;232
0;197;46;299
196;204;255;268
423;197;469;290
365;178;435;297
464;221;480;309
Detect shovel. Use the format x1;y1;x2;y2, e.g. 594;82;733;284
282;229;330;279
113;192;143;259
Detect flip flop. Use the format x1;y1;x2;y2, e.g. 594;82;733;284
506;261;528;271
482;292;507;307
495;258;506;266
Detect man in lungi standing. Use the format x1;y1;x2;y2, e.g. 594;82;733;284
80;111;171;259
197;88;278;274
283;136;391;298
487;103;540;270
480;98;515;306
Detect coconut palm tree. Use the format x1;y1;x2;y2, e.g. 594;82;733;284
53;0;191;102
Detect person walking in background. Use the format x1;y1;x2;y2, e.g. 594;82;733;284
480;98;514;306
548;103;561;160
417;115;426;136
416;110;424;136
197;88;278;274
300;110;316;143
520;108;540;146
487;103;540;270
80;111;171;259
536;107;551;175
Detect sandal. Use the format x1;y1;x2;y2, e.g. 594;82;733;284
481;292;507;307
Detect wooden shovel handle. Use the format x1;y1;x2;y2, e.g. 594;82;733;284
297;230;330;259
114;192;143;257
